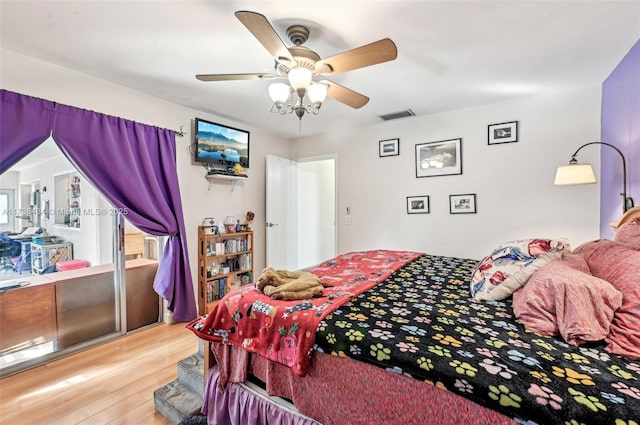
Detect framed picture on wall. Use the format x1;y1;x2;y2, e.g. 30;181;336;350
449;194;477;214
488;121;518;145
407;195;430;214
379;138;400;157
415;138;462;178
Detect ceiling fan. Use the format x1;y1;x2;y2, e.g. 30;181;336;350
196;11;398;119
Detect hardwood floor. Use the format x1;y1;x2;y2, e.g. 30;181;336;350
0;322;199;425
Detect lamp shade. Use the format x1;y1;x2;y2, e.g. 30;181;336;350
288;67;312;90
554;163;597;185
268;83;290;103
307;82;328;104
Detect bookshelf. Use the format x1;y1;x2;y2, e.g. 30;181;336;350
197;226;253;314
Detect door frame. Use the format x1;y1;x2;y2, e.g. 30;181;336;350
266;154;337;270
297;154;337;268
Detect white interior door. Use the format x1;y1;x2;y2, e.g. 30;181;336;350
266;155;337;270
297;158;336;268
266;155;298;269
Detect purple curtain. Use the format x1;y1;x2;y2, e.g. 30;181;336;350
52;104;196;321
1;90;196;321
0;90;54;173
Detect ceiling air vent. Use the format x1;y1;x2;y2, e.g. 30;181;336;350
379;109;415;121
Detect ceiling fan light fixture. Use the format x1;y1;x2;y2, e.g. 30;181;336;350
308;82;328;107
288;67;312;92
268;83;291;108
198;11;399;127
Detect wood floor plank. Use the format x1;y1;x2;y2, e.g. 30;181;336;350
0;323;198;425
109;398;172;425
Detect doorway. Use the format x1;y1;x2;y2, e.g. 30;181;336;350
266;154;336;270
0;139;162;377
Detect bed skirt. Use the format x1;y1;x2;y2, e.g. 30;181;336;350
203;365;320;425
208;343;518;425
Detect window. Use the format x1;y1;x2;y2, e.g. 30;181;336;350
0;193;9;224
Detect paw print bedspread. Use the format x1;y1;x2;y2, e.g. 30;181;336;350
315;254;640;425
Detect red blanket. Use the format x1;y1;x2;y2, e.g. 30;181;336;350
187;250;423;376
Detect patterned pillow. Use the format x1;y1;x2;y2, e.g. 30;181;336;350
470;238;570;300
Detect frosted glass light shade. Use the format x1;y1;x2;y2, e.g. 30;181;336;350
268;83;290;103
288;67;312;90
554;163;597;185
308;83;328;104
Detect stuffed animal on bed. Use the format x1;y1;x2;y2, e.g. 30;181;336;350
256;267;325;300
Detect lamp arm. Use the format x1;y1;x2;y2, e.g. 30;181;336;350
572;142;633;212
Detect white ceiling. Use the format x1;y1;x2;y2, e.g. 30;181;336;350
1;1;639;139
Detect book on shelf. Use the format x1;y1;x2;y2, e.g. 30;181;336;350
237;253;252;270
223;238;249;254
218;278;227;298
209;278;229;302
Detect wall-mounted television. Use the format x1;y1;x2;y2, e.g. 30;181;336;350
194;118;250;168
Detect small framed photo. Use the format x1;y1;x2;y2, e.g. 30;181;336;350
407;195;430;214
415;138;462;178
449;194;477;214
488;121;518;145
379;138;399;157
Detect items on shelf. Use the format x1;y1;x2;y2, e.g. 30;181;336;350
244;211;255;230
197;226;253;314
223;216;237;233
54;172;82;228
206;168;248;178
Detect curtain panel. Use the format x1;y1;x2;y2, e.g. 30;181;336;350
0;89;196;321
0;90;55;174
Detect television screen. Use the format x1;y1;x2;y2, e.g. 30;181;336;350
194;118;250;168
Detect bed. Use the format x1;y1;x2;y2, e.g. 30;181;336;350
187;209;640;425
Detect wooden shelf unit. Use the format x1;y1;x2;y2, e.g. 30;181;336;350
197;226;253;314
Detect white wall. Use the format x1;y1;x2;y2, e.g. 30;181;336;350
292;86;602;260
1;49;291;299
0;172;20;195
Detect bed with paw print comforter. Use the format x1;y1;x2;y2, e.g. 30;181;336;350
314;254;640;425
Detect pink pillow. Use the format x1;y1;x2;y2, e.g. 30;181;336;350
615;218;640;250
513;260;622;346
574;240;640;359
560;251;591;274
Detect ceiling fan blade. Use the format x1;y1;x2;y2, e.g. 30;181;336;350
235;11;296;67
316;38;398;76
196;73;278;82
320;80;369;109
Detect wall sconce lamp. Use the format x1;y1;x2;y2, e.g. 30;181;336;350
554;141;635;214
